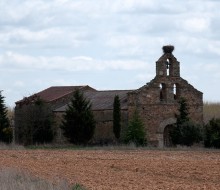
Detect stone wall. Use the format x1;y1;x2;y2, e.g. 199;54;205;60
128;49;203;147
53;109;128;144
128;76;203;146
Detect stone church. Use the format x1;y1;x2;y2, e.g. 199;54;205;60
15;46;203;147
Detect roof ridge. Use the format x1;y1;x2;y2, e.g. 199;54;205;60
48;85;87;88
95;89;134;92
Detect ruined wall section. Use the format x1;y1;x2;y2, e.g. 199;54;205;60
128;79;178;146
128;74;203;146
92;109;128;144
53;109;128;144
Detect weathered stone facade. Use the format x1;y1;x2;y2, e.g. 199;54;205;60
127;46;203;147
14;46;203;147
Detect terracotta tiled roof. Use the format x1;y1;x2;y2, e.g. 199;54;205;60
35;86;86;102
16;85;96;104
54;90;132;112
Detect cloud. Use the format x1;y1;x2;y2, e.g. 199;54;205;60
181;18;210;33
14;81;25;88
0;52;148;72
0;27;90;50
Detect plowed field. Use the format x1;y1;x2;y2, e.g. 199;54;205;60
0;149;220;190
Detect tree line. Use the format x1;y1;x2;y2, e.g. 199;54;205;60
1;90;220;148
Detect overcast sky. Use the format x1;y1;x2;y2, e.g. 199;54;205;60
1;0;220;107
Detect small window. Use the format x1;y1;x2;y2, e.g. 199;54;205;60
173;84;177;100
165;59;171;76
173;83;180;100
160;83;166;101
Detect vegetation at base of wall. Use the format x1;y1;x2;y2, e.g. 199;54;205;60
204;118;220;148
0;91;12;143
123;110;147;146
171;98;202;146
113;95;121;140
15;97;55;145
171;121;202;146
61;89;95;145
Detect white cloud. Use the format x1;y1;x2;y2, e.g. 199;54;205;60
0;52;147;72
0;27;89;49
181;18;210;33
14;81;25;88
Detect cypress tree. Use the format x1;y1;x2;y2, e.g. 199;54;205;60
61;90;95;145
113;95;121;140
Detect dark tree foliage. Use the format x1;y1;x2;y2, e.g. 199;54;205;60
61;90;95;145
171;97;190;145
15;97;54;145
171;97;202;146
0;91;12;143
124;110;147;146
204;118;220;148
113;95;121;140
176;97;190;126
31;98;54;144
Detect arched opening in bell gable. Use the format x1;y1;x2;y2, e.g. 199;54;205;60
160;83;166;102
173;83;180;100
166;59;169;76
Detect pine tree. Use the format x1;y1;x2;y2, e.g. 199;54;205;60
0;91;11;143
113;95;121;140
176;97;190;126
61;90;95;145
171;97;202;146
124;110;147;146
171;98;189;145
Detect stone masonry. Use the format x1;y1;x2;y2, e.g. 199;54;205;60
14;45;203;147
127;45;203;147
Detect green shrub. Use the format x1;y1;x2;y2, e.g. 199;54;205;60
124;111;147;146
204;118;220;148
72;183;87;190
170;98;202;146
171;121;202;146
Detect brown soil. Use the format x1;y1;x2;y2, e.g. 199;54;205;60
0;149;220;190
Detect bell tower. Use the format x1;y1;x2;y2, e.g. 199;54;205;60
156;45;180;77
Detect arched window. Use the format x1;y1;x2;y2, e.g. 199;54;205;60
165;59;171;76
173;84;176;100
173;83;180;100
160;83;166;101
